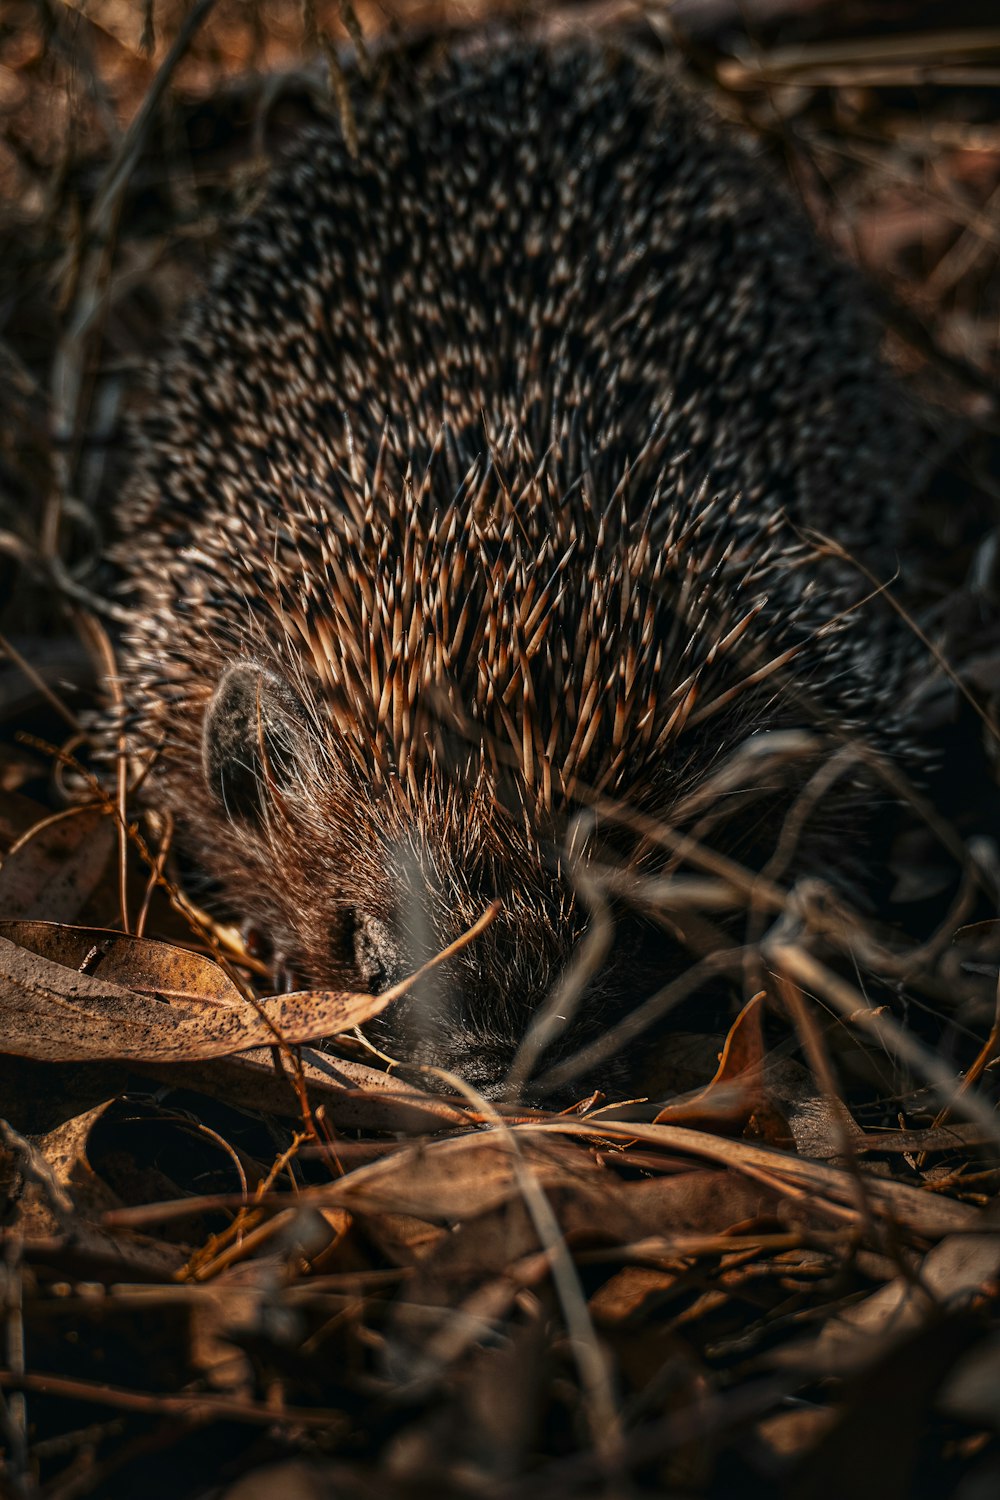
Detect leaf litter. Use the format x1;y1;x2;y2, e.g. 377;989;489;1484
2;2;1000;1497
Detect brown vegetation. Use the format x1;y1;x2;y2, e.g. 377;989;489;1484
1;3;999;1497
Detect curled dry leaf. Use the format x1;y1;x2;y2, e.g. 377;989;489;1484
1;1106;187;1277
652;992;792;1144
0;919;430;1062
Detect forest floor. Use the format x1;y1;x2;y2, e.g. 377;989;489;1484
1;3;999;1498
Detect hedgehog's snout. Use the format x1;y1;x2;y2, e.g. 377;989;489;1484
350;909;407;995
367;982;553;1101
355;873;571;1094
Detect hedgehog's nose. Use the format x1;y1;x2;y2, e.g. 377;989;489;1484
452;1041;517;1101
405;1034;518;1102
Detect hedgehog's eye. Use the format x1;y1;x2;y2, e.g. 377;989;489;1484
203;661;307;824
350;911;403;995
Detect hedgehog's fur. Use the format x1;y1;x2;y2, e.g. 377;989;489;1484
114;32;925;1094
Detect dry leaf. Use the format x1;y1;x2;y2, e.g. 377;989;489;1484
653;992;791;1143
0;807;115;921
0;921;401;1062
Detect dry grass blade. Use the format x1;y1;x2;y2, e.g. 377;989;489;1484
1;2;999;1496
522;1119;983;1238
768;936;1000;1152
717;27;1000;87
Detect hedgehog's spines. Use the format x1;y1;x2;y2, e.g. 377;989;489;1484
113;30;924;1061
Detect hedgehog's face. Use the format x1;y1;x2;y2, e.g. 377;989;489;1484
201;660;633;1099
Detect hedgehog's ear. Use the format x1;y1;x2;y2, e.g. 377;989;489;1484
203;662;308;824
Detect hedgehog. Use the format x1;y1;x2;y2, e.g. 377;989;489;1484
113;29;926;1096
